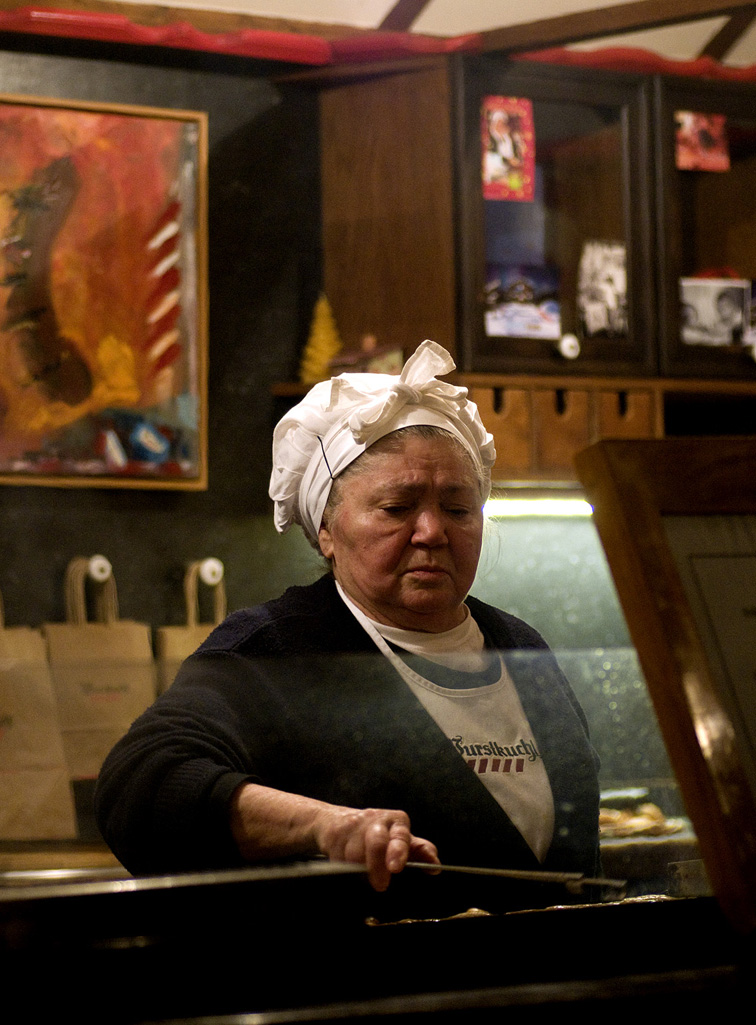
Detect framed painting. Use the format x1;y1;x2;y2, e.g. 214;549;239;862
0;93;208;489
575;438;756;934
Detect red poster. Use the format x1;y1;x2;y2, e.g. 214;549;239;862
675;111;730;171
481;96;535;202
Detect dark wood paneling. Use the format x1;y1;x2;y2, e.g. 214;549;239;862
320;63;457;356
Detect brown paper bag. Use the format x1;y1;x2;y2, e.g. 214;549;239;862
155;559;227;694
43;557;156;780
0;589;78;839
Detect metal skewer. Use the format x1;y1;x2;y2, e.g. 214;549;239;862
404;861;626;895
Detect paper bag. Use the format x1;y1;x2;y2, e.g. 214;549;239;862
43;557;156;780
155;558;227;694
0;589;78;839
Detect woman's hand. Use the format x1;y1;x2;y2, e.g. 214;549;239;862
230;783;439;891
312;804;440;891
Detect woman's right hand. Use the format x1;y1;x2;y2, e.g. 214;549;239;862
230;783;439;892
312;804;440;892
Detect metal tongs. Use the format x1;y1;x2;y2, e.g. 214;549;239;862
405;861;626;896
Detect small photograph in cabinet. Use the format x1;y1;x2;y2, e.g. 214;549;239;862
679;277;750;346
577;241;628;339
483;263;560;340
674;110;730;171
481;96;535;202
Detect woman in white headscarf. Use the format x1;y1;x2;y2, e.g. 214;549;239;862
96;341;599;907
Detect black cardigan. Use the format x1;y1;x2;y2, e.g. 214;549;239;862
95;575;600;909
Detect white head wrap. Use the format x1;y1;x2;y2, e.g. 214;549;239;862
269;340;496;543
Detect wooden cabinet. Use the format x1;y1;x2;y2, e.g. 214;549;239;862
455;56;656;378
463;375;756;482
320;62;457;356
466;376;659;482
315;56;756;483
654;75;756;379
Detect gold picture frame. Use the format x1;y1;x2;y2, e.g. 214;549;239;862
0;93;208;489
576;438;756;934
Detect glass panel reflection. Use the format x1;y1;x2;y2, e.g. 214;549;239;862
475;507;703;900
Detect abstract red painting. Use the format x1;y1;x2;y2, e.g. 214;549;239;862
0;95;207;488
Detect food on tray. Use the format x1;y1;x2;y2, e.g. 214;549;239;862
599;801;685;838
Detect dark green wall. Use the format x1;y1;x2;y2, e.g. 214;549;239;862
0;35;322;628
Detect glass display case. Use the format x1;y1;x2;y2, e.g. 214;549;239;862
474;504;700;899
655;75;756;379
455;57;656;377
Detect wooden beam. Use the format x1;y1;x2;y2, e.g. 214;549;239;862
3;0;755;59
0;0;365;40
699;4;756;58
479;0;756;53
379;0;434;32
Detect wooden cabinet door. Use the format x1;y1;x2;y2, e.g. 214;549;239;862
455;57;656;378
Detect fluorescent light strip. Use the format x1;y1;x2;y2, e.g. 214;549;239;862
484;498;593;518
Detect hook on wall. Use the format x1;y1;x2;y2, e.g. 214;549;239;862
87;555;112;583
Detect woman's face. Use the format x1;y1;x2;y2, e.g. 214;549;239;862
318;433;484;633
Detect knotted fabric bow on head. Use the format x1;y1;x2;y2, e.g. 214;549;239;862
269;340;496;543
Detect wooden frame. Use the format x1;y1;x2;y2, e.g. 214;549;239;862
575;438;756;933
654;75;756;380
454;58;656;377
0;93;208;490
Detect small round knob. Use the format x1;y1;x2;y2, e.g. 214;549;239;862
558;334;581;360
199;558;224;586
88;555;112;582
